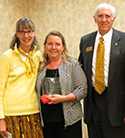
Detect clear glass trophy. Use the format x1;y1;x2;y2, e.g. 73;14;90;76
40;77;61;103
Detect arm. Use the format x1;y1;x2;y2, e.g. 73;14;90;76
72;60;87;101
47;60;87;104
0;54;10;136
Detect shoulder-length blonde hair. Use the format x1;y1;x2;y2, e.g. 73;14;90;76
40;31;71;70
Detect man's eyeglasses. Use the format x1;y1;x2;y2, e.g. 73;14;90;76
18;30;34;36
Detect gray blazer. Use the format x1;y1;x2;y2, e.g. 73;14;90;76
36;58;87;127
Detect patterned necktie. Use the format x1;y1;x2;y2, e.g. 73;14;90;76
95;36;105;94
18;46;37;79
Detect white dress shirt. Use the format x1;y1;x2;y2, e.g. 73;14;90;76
92;28;113;87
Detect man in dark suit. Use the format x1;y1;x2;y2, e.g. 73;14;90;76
79;3;125;138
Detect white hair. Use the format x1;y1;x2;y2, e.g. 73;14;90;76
94;3;115;19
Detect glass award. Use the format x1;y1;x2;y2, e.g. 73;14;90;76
40;77;61;104
42;77;61;95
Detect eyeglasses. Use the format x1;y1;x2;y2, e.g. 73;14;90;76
18;30;34;36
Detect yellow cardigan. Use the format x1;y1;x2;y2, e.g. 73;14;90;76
0;47;41;119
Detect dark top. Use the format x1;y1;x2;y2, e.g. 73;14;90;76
40;69;64;123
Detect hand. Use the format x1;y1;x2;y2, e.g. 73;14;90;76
47;93;76;104
47;94;65;104
0;119;7;137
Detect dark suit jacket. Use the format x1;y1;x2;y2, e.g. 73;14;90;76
79;28;125;127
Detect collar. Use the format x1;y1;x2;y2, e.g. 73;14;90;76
96;28;113;43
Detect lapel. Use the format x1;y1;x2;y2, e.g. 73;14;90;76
108;29;121;86
83;32;97;100
85;32;97;83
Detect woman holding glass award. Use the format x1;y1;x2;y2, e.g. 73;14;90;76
36;31;87;138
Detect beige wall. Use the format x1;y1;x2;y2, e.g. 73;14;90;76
0;0;125;58
0;1;124;137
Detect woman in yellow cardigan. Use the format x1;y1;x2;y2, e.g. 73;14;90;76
0;18;43;138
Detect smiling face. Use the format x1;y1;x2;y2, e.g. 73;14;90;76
16;29;36;51
44;35;64;61
94;7;115;35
